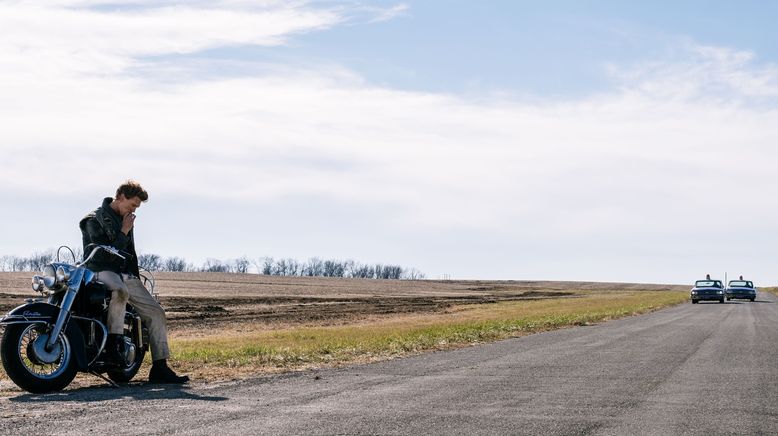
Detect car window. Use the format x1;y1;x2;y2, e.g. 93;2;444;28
695;280;715;287
729;280;748;287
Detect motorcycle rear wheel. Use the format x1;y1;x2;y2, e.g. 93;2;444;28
1;323;78;393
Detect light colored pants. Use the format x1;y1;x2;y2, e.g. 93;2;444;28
96;271;170;361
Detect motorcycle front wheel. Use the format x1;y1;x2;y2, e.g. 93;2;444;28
1;323;78;393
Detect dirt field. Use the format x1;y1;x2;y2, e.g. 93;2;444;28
0;272;688;334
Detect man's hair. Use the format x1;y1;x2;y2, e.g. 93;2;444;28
116;180;149;202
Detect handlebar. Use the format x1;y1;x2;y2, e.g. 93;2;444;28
81;244;126;265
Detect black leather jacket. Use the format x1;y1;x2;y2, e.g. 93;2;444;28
79;197;140;276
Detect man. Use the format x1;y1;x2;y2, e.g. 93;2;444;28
80;180;189;384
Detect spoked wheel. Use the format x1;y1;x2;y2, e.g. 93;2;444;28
1;324;77;393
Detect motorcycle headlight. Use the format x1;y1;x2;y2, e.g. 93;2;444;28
56;265;72;283
42;265;57;289
31;275;44;293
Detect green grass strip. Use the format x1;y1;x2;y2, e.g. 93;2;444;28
170;291;688;370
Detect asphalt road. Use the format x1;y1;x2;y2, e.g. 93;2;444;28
3;293;778;435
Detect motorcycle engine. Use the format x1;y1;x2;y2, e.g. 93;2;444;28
122;336;136;365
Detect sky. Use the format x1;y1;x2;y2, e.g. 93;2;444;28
2;1;778;284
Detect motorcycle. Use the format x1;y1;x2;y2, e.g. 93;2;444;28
0;245;151;393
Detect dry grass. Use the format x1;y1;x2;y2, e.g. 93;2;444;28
761;287;778;297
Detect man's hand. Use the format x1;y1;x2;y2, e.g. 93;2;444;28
121;213;136;235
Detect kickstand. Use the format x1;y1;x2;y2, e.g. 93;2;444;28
90;371;120;388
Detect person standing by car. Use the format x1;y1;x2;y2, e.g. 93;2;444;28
80;180;189;384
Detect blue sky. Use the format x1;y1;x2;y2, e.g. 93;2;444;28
198;1;778;95
2;1;778;284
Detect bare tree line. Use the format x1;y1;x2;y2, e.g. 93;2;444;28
250;257;425;280
139;255;425;280
0;248;82;272
0;251;425;280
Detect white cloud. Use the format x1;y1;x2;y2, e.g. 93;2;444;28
5;51;778;231
0;1;342;80
363;3;409;23
609;42;778;100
